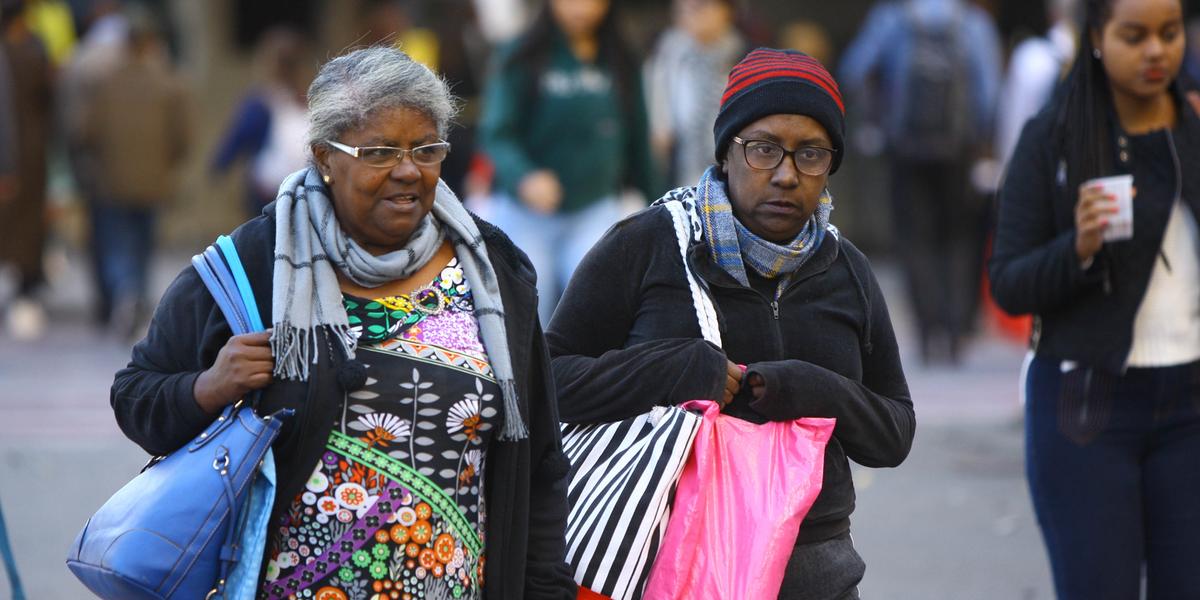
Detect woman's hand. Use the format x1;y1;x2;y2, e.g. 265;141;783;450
193;331;274;415
1074;182;1118;263
747;372;765;401
722;360;744;407
518;169;563;214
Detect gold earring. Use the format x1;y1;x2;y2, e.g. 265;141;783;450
322;174;332;185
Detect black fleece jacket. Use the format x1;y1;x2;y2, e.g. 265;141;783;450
989;86;1200;373
547;203;915;545
110;205;577;600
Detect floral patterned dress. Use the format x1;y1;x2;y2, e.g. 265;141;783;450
262;258;499;600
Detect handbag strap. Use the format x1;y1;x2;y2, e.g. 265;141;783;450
216;235;264;332
0;499;25;600
191;236;265;336
190;236;268;600
663;196;723;348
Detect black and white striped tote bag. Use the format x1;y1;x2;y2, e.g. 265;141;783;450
561;406;703;600
561;193;720;599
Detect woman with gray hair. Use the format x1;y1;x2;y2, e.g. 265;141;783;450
111;46;577;599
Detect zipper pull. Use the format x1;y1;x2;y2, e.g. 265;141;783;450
771;300;780;320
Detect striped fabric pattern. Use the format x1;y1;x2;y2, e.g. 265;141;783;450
561;407;704;600
719;47;844;112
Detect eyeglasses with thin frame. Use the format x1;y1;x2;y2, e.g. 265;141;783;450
732;136;836;176
326;139;451;168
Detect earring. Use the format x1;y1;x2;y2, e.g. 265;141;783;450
1093;48;1102;59
322;174;332;185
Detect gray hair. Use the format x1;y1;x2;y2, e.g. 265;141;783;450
306;46;458;153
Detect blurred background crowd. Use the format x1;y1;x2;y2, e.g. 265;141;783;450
1;0;1196;350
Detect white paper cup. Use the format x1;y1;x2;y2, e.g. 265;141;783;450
1086;174;1134;242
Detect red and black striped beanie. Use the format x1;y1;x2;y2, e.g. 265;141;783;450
713;48;846;174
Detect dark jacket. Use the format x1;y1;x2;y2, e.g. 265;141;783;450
110;206;577;600
547;202;914;545
989;85;1200;372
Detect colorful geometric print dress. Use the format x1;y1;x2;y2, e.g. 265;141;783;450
262;258;500;600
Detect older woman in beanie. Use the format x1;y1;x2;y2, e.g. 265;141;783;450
548;48;914;599
111;46;577;599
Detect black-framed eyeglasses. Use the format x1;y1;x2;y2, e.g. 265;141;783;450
326;139;451;168
732;136;836;176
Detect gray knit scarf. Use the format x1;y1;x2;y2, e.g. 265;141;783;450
271;167;527;440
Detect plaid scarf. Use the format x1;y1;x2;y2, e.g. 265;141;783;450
696;166;833;300
272;167;527;440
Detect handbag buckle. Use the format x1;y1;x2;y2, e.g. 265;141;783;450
212;450;230;475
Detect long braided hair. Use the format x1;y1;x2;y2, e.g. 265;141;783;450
1053;0;1122;194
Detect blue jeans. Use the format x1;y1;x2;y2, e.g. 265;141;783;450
1025;356;1200;599
89;202;157;319
488;195;628;324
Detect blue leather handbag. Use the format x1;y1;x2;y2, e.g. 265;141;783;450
67;236;290;599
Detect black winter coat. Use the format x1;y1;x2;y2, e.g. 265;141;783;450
989;86;1200;372
110;206;577;600
547;203;915;545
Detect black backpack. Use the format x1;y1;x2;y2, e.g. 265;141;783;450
890;3;973;161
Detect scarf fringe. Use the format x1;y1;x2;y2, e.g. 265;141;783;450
271;322;357;381
271;323;311;380
497;379;528;441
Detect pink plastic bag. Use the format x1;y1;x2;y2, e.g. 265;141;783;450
643;400;835;600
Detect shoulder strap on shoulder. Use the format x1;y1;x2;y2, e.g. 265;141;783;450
661;193;723;348
191;236;265;336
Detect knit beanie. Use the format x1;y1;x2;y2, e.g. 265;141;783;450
713;48;846;174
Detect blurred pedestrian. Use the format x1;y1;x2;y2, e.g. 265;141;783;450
426;0;490;198
989;0;1200;597
24;0;73;67
479;0;660;323
71;5;188;337
840;0;1002;365
549;48;914;600
60;0;126;326
995;0;1079;169
211;26;310;217
0;0;53;341
778;20;834;66
645;0;745;187
111;46;576;599
360;0;439;68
